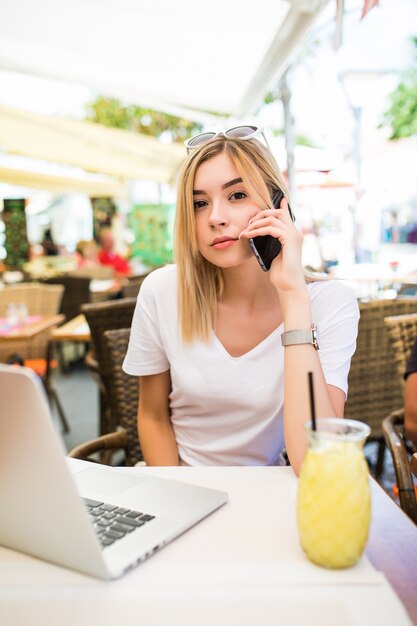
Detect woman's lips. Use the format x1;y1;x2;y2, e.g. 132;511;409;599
211;239;237;250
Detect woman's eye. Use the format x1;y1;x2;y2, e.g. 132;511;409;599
193;200;208;211
230;191;247;201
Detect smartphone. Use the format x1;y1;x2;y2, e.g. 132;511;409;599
248;189;294;272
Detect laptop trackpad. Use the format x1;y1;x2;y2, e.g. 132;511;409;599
73;466;144;498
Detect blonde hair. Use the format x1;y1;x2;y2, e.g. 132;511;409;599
174;135;313;343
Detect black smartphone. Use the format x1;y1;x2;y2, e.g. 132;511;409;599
248;189;294;272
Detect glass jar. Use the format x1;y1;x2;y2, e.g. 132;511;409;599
297;418;371;569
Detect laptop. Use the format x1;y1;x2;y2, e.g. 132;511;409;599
0;364;227;580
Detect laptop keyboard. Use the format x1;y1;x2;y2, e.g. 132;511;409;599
83;497;156;549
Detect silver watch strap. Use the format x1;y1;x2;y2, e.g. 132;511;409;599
281;324;319;350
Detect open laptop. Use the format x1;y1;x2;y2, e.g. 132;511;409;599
0;364;227;580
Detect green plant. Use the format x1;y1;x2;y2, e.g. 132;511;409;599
85;96;203;142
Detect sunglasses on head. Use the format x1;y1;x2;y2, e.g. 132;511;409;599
184;125;269;154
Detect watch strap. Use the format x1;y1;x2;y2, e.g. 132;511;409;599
281;324;319;350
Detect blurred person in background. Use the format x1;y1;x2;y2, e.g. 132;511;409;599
41;228;59;256
75;240;100;268
97;228;131;277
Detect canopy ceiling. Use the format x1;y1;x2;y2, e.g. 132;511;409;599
0;0;329;120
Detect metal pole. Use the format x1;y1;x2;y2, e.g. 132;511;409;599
279;70;297;212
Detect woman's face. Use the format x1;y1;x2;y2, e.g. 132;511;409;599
192;152;260;269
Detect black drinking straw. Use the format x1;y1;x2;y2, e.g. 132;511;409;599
308;371;317;431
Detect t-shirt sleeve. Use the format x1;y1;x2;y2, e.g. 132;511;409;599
405;337;417;380
311;281;360;397
122;275;170;376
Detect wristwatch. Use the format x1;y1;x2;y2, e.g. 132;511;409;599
281;324;319;350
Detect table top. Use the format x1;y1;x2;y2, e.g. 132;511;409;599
0;463;415;626
0;313;65;341
366;478;417;622
51;314;91;342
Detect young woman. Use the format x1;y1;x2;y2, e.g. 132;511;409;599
123;126;359;474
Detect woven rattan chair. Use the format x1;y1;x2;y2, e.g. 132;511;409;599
382;411;417;524
68;327;142;466
411;453;417;480
384;312;417;386
121;272;151;299
0;282;64;363
382;312;417;523
42;275;91;321
81;298;136;437
41;275;91;370
0;282;69;430
344;298;417;477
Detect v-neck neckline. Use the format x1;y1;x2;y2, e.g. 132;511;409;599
212;321;284;360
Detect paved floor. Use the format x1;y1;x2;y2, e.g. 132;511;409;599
51;359;399;504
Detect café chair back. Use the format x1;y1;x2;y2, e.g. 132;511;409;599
81;298;136;436
384;312;417;387
68;327;142;466
42;275;91;321
382;311;417;523
411;453;417;480
121;273;150;299
0;282;64;363
41;275;91;370
344;298;417;477
382;410;417;524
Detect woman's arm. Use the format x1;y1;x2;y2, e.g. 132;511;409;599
279;289;345;474
240;198;348;475
404;372;417;446
138;370;180;466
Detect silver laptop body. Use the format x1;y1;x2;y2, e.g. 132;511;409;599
0;364;227;580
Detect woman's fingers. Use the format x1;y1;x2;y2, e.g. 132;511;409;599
240;214;290;237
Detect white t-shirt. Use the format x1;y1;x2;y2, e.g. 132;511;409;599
123;265;359;466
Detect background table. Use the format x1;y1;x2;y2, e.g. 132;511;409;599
0;314;64;341
0;463;415;626
50;314;91;343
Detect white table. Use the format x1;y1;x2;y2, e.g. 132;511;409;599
0;462;413;626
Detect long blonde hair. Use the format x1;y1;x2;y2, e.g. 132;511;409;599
174;136;290;343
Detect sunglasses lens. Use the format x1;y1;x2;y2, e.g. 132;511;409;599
225;125;258;138
187;132;217;148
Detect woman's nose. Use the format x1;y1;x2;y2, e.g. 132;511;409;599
208;200;229;228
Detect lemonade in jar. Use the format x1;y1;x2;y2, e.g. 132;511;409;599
297;418;371;569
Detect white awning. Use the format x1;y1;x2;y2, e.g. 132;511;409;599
0;166;127;197
0;104;185;183
0;0;329;120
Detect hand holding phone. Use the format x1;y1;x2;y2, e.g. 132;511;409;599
248;190;294;272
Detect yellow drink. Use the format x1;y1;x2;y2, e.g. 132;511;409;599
297;419;371;569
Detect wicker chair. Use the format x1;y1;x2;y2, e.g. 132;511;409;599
384;312;417;386
411;453;417;480
41;275;92;370
0;282;69;430
68;328;142;466
121;272;151;299
344;298;417;477
0;282;64;363
382;411;417;523
81;298;136;437
42;275;91;321
382;312;417;523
